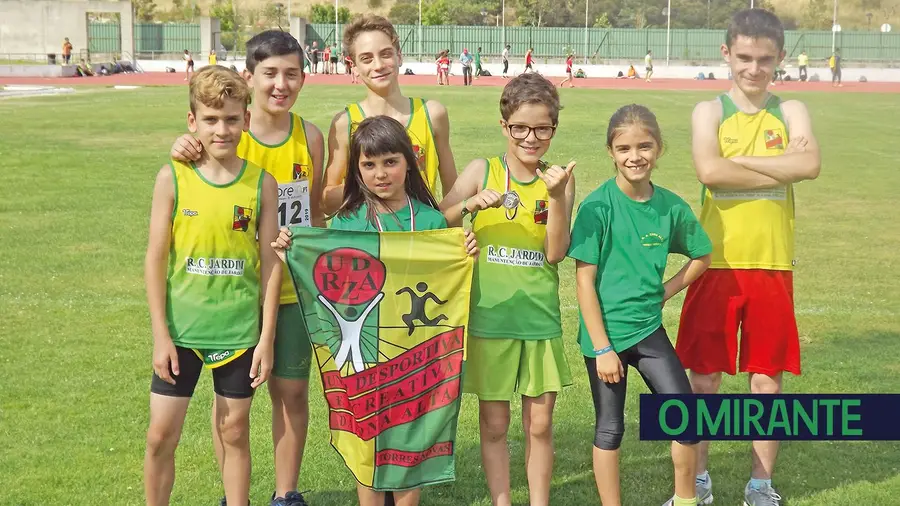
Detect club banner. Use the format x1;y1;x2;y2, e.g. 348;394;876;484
285;227;474;491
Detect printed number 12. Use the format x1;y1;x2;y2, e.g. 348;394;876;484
278;201;303;226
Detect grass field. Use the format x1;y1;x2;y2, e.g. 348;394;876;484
1;84;899;506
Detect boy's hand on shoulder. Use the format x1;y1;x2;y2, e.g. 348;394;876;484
170;134;203;162
537;160;576;197
152;334;179;385
250;341;274;389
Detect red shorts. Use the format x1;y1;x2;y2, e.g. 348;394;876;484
676;269;801;376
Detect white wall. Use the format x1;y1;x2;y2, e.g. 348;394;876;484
0;0;133;58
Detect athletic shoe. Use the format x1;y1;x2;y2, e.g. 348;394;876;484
272;491;309;506
743;482;782;506
697;473;714;505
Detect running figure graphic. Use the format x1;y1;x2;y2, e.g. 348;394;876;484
395;282;448;336
319;292;384;374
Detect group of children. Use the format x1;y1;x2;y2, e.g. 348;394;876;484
145;8;819;506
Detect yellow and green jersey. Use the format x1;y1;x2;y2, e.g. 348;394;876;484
344;98;442;198
700;93;794;271
237;112;314;304
166;159;264;350
470;156;561;340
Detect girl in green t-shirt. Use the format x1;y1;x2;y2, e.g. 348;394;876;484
273;115;476;506
567;105;713;506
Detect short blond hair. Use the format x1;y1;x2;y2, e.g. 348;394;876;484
343;14;400;61
189;65;251;113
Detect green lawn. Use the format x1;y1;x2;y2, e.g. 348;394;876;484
1;84;898;506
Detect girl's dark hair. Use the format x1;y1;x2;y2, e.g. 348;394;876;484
606;104;664;154
336;116;439;226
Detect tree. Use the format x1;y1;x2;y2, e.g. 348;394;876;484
210;0;238;32
389;0;420;24
594;13;611;28
801;0;832;30
309;3;351;23
133;0;157;22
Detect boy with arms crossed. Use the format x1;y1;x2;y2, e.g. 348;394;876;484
676;9;821;506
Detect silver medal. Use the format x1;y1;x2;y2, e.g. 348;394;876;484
502;190;520;210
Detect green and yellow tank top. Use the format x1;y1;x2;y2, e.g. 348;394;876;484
470;156;561;340
167;159;264;350
237;112;314;304
700;93;795;271
345;98;442;198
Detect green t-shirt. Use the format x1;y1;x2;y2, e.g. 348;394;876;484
567;179;712;356
330;199;448;232
474;52;481;66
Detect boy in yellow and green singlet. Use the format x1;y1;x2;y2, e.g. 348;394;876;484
143;66;281;506
169;31;324;506
676;9;821;506
322;15;458;214
440;73;577;506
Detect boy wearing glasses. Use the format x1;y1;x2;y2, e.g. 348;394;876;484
439;72;577;506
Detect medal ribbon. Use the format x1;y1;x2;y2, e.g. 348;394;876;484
374;196;416;232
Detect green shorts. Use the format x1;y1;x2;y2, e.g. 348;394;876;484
462;336;572;401
272;303;313;380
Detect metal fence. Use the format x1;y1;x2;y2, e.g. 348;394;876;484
90;22;900;65
307;23;900;65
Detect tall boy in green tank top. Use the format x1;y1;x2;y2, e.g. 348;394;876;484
143;66;282;506
440;73;577;506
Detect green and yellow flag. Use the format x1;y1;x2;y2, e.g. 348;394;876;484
285;227;473;491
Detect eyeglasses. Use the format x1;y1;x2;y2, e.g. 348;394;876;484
505;123;557;141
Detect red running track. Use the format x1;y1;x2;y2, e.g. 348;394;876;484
2;71;899;93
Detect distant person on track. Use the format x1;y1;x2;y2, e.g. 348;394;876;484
524;47;535;73
62;37;73;65
310;41;319;74
559;52;574;88
183;50;194;81
644;50;653;82
460;48;474;86
475;47;483;78
323;45;332;74
797;50;808;81
330;44;339;74
502;45;511;78
208;49;217;66
831;48;842;87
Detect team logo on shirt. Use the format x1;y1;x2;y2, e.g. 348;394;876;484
533;200;548;224
412;144;426;170
641;233;665;248
233;205;252;231
765;129;785;150
293;163;309;181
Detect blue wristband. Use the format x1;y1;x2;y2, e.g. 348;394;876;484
594;345;613;356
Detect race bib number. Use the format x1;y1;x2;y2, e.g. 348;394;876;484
278;180;311;227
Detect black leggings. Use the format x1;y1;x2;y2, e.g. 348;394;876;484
585;326;697;450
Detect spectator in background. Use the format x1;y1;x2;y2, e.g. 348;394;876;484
62;37;73;64
524;47;534;73
559;52;575;87
323;44;332;74
502;44;510;78
76;58;94;77
474;47;483;78
183;49;194;81
831;48;842;87
460;48;473;86
303;44;313;73
310;41;319;74
208;49;217;66
329;44;339;74
645;49;654;82
797;50;808;81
